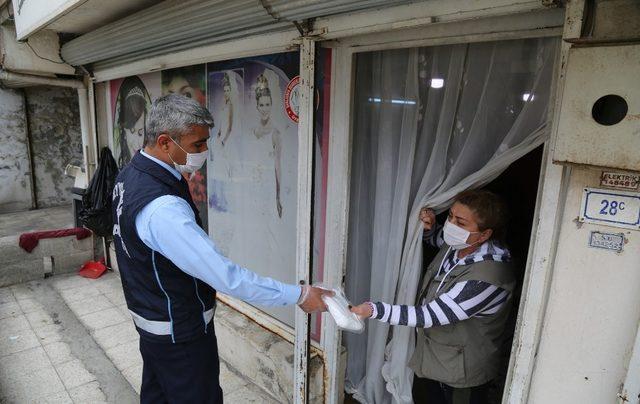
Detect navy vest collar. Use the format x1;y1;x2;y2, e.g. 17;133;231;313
129;151;201;227
130;151;190;193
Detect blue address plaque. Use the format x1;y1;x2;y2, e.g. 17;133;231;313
579;187;640;230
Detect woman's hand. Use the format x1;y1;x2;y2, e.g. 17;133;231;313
350;302;373;319
419;207;436;231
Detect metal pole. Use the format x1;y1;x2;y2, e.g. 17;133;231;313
86;78;109;266
294;37;315;404
0;70;84;89
77;88;92;181
86;78;99;178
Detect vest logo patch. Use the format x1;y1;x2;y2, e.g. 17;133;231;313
113;182;131;258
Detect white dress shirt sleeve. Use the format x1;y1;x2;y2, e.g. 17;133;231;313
135;195;302;307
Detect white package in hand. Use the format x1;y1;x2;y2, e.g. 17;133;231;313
320;286;364;333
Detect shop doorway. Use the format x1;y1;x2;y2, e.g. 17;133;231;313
394;144;545;403
343;36;558;403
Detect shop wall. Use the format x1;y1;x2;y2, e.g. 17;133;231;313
0;87;32;213
527;167;640;403
527;3;640;401
24;86;83;208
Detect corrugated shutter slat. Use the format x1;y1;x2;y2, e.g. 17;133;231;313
60;0;417;67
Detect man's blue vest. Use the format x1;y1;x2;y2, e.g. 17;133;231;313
112;152;216;343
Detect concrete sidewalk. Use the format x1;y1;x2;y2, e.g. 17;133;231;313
0;271;278;403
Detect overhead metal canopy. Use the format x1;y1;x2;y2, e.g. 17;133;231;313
9;0;160;41
60;0;417;68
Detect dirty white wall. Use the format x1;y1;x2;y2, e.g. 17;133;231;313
527;168;640;403
526;1;640;402
25;86;82;208
0;87;33;213
0;85;81;213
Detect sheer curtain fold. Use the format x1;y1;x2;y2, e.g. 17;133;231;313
345;37;559;404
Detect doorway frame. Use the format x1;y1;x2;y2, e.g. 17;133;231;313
321;7;569;404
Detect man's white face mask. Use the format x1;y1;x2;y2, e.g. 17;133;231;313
168;137;207;176
443;219;481;250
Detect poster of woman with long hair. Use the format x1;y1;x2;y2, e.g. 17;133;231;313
111;75;153;168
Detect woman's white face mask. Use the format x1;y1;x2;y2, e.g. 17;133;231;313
443;220;480;250
168;138;207;175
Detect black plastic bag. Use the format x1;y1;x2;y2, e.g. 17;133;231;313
79;147;119;237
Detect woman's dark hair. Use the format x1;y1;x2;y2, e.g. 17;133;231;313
116;76;149;167
454;189;508;243
161;65;206;96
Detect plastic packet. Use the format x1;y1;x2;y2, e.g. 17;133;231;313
317;284;365;333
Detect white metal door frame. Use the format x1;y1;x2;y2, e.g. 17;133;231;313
502;1;585;402
320;6;569;404
294;37;316;404
320;43;356;404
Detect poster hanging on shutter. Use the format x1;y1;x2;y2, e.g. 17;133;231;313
206;52;300;326
109;73;161;169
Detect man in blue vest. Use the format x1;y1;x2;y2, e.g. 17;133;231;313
112;93;329;403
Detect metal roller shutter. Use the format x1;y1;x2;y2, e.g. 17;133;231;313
60;0;416;68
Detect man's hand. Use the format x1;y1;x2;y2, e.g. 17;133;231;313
419;207;436;231
298;286;333;313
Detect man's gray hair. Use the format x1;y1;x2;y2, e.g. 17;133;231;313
144;93;214;146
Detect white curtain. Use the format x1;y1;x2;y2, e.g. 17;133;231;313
344;37;560;403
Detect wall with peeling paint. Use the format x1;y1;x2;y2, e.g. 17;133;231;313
525;2;640;402
0;88;33;213
25;86;82;209
0;86;82;214
528;167;640;403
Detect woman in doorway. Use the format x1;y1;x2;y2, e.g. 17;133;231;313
252;72;283;218
113;76;151;168
352;189;515;404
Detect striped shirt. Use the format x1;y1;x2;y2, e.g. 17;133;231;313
371;225;511;328
424;224;446;248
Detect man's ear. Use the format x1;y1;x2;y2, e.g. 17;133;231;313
157;134;171;152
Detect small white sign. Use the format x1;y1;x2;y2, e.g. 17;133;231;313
588;231;624;252
579;188;640;230
600;172;640;191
